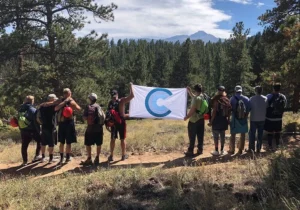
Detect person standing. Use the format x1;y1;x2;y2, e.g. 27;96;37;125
38;94;59;163
18;96;41;166
248;86;268;153
184;84;208;156
107;83;134;162
228;85;251;155
82;93;105;165
55;88;81;164
209;86;231;156
265;83;287;150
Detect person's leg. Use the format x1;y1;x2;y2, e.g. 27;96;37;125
228;133;236;154
48;147;54;161
256;121;265;152
248;121;256;152
33;132;41;158
267;133;273;149
41;146;46;159
220;130;226;152
187;122;196;155
275;120;283;147
196;119;205;154
59;143;64;162
275;132;281;147
21;131;31;164
121;139;126;156
120;121;127;159
66;144;71;161
238;133;246;153
212;130;219;152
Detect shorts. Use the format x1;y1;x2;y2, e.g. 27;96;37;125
85;128;103;146
111;120;126;140
264;119;282;132
41;127;57;147
58;120;77;144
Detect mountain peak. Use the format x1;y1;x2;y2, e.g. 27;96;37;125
163;31;219;43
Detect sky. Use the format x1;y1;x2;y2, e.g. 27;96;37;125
78;0;276;39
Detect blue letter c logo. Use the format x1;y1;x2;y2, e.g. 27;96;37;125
145;88;172;117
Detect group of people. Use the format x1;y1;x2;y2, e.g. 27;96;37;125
17;84;134;166
16;82;286;166
184;83;287;157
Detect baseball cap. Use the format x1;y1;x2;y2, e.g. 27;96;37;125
48;94;58;100
88;93;98;101
218;86;225;91
235;85;243;93
111;90;118;97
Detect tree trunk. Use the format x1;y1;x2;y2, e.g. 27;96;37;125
292;84;300;113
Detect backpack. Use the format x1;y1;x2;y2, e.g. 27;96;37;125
56;101;73;123
196;95;209;116
36;109;43;125
87;105;106;125
217;97;231;117
234;96;246;120
269;94;285;116
18;110;31;129
105;100;122;127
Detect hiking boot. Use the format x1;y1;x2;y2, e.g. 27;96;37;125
197;149;203;155
81;159;93;166
184;151;194;157
94;157;100;165
220;150;227;155
211;151;220;156
121;154;129;161
108;155;114;162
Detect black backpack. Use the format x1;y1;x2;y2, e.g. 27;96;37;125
268;94;285;117
234;96;246;120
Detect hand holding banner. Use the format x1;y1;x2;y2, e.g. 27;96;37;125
129;85;187;120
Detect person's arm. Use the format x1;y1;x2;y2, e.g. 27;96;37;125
55;99;69;111
83;106;88;121
40;100;60;108
187;87;195;98
27;107;36;122
70;100;81;111
122;83;134;104
184;106;197;121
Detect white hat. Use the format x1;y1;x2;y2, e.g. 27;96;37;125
88;93;98;100
235;85;243;93
48;94;58;100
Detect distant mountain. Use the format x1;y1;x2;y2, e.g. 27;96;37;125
137;31;221;43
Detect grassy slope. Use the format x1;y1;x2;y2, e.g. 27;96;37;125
0;113;299;210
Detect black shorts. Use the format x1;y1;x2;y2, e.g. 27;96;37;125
41;127;57;147
58;120;77;144
85;129;103;146
111;120;126;140
264;119;283;132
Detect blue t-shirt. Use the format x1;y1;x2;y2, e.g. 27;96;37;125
230;93;251;118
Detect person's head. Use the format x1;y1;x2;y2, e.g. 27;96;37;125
255;86;263;95
273;83;281;93
88;93;97;104
63;88;72;99
217;85;225;95
111;90;118;101
47;94;58;102
193;84;202;95
234;85;243;94
24;95;34;105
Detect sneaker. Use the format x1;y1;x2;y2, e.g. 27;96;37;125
65;157;71;163
211;151;220;156
41;158;45;163
220;150;227;155
108;155;114;162
48;159;56;164
32;155;41;162
81;159;93;166
94;157;100;165
21;161;28;167
121;154;129;161
184;151;194;157
227;150;235;155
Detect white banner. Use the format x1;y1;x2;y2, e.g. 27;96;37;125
129;85;187;120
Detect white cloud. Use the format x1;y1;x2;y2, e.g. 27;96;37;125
76;0;232;39
256;2;265;8
228;0;252;4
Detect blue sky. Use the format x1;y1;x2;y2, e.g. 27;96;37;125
5;0;276;39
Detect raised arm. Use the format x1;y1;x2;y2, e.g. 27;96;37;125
187;87;195;98
55;99;69;111
122;83;134;104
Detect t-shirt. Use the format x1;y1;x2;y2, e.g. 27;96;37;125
83;103;103;133
249;95;268;122
39;105;56;129
189;95;204;123
230;93;251;119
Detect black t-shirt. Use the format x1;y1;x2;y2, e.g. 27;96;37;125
40;105;56;129
108;100;120;112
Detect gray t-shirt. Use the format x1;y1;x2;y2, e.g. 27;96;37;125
250;94;268;122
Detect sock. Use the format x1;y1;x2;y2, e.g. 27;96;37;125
221;145;224;151
60;153;64;161
49;154;53;161
66;153;70;160
87;156;92;160
42;154;45;159
215;147;219;152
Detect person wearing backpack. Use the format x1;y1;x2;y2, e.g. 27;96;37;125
248;86;268;153
209;86;231;156
55;88;81;164
37;94;59;163
228;85;251;155
81;93;105;166
265;83;287;150
107;83;134;162
18;95;41;166
184;84;208;157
